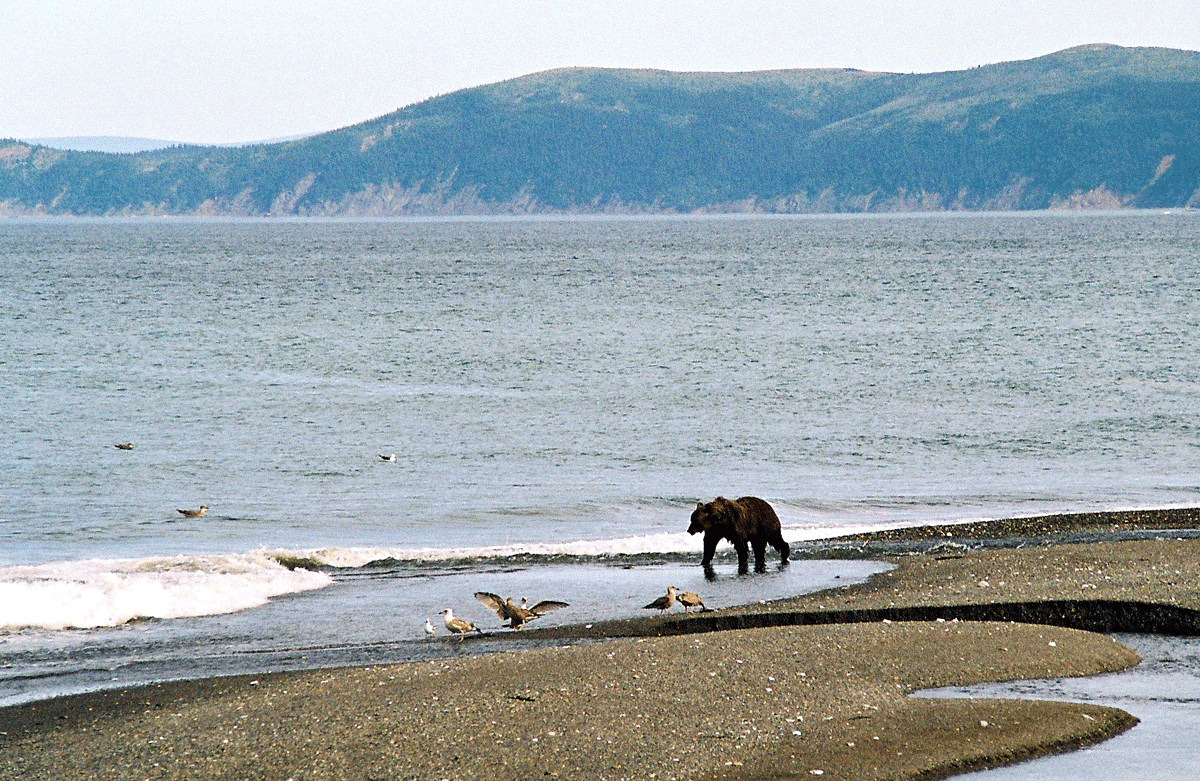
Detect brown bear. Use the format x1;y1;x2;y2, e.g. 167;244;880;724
688;496;790;575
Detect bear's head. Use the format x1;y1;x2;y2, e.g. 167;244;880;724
688;497;733;535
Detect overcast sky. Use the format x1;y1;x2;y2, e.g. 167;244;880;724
4;1;1199;145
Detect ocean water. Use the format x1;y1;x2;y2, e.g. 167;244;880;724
2;212;1199;705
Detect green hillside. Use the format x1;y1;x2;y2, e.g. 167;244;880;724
2;44;1198;215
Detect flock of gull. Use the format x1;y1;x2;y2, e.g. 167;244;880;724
432;592;570;642
642;584;706;613
429;585;709;641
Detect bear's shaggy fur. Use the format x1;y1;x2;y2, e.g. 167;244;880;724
688;496;790;575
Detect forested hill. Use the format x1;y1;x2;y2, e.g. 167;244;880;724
3;43;1199;216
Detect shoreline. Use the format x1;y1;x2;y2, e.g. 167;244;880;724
4;507;1200;780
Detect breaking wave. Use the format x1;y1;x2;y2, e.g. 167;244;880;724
0;551;332;632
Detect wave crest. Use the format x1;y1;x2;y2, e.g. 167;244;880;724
0;552;332;631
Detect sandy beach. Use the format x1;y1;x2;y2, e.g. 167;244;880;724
4;508;1200;780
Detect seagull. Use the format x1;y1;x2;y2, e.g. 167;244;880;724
378;453;397;462
440;608;481;641
678;591;707;612
114;442;134;450
475;592;569;629
176;505;208;518
423;618;436;639
643;585;679;613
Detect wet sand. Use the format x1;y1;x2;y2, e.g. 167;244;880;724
4;508;1200;780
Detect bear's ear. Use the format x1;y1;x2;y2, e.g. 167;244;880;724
696;502;704;509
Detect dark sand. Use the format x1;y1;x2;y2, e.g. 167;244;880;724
5;508;1200;781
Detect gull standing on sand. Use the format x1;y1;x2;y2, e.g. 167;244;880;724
423;618;436;639
643;585;679;613
177;505;208;518
475;592;569;629
678;591;707;612
440;608;480;641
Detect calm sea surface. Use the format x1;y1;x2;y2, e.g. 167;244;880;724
1;212;1198;712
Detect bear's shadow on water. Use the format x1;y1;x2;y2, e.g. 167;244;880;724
703;559;790;582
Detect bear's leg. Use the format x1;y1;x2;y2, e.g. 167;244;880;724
701;530;720;567
733;539;750;574
752;539;768;572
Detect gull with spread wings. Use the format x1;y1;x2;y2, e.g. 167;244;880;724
474;592;569;630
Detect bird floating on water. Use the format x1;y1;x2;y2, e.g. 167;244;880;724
643;585;679;613
176;505;208;518
424;618;436;639
475;592;569;629
114;442;134;450
378;453;397;462
678;591;707;612
440;608;481;641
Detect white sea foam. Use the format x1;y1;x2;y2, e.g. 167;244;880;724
274;531;698;568
0;552;333;631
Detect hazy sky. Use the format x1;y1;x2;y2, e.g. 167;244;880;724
4;1;1199;144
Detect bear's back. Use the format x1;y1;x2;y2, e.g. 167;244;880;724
734;496;779;529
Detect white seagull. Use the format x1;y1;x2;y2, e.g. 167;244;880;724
423;617;436;639
378;453;397;462
440;608;480;641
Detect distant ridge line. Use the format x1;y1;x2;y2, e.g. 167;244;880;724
3;44;1199;216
